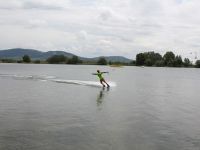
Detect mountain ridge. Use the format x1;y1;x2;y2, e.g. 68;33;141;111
0;48;132;63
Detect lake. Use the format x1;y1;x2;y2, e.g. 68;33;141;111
0;63;200;150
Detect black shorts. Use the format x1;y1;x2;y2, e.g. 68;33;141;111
100;78;105;82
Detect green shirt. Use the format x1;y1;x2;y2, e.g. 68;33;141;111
97;73;103;80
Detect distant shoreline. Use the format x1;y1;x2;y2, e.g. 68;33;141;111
0;62;198;69
0;48;199;68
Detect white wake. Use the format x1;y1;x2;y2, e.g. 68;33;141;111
0;74;116;88
51;79;116;87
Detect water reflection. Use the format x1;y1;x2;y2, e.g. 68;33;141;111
96;87;110;107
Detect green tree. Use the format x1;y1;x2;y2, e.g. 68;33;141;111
163;51;175;67
33;60;41;64
136;51;162;66
17;60;23;63
22;55;31;63
132;60;136;65
67;56;81;64
97;57;107;65
108;61;112;65
183;58;191;67
136;53;145;66
144;52;162;65
174;55;183;67
145;58;153;66
155;60;165;67
46;55;66;64
2;59;16;63
195;60;200;68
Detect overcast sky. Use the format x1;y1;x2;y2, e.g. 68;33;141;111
0;0;200;59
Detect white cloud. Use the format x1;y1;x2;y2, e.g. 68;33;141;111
0;0;200;59
99;40;112;46
77;30;88;40
27;19;47;28
22;0;67;10
0;0;23;9
0;0;69;10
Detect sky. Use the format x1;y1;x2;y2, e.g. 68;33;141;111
0;0;200;60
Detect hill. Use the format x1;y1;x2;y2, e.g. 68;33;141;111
88;56;131;63
0;48;132;63
0;48;74;60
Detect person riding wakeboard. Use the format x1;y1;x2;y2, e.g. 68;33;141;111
92;70;110;87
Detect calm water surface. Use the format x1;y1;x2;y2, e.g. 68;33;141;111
0;64;200;150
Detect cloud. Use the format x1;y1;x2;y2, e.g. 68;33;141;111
22;0;66;10
0;0;23;9
98;7;115;21
99;40;112;46
27;19;47;28
77;30;88;40
0;0;68;10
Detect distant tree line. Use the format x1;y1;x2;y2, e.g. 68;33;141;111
135;51;199;67
46;55;82;64
0;55;33;63
0;52;200;68
45;55;130;66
